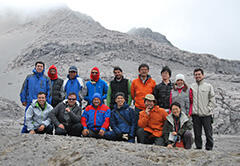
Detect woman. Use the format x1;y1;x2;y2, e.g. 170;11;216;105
169;74;193;117
163;102;193;149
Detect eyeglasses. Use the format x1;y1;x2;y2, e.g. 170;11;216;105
91;72;98;74
68;98;76;101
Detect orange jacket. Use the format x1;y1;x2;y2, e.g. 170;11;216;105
138;105;168;137
131;76;156;110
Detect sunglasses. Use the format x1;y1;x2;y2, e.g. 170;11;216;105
91;72;98;74
68;98;76;101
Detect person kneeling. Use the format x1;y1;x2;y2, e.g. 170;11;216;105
137;94;168;145
49;93;82;136
81;93;111;138
26;92;53;134
104;92;136;143
163;102;193;149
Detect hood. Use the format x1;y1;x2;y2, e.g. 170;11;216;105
90;67;100;82
33;68;44;77
48;65;58;80
167;111;189;128
91;93;102;104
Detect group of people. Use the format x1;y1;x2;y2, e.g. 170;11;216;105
20;61;215;150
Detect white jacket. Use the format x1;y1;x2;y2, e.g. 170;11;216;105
190;80;215;116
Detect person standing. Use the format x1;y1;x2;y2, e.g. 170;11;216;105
169;74;193;117
20;61;51;133
131;64;156;121
84;67;108;105
153;66;173;113
107;66;132;109
63;66;87;104
48;65;64;107
190;68;215;150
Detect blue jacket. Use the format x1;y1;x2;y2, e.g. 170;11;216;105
63;74;87;102
84;78;108;104
81;93;111;131
110;103;136;138
20;69;51;105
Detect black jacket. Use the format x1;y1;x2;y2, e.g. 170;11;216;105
51;78;64;107
153;81;173;109
49;99;81;127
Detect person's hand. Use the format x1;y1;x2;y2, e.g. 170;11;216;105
38;125;45;131
167;144;173;148
29;130;36;134
98;129;105;137
58;124;65;129
172;132;177;136
188;115;191;118
65;107;70;112
145;107;151;115
22;102;27;107
82;129;89;136
122;134;128;140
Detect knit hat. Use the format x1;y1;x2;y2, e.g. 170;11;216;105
69;66;78;73
175;74;185;82
161;66;172;77
115;92;125;99
90;67;100;82
48;65;58;80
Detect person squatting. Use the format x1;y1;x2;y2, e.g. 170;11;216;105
20;62;215;150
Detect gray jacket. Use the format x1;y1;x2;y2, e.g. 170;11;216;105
49;99;82;127
190;80;215;116
26;100;53;131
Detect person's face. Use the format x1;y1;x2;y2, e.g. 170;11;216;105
69;71;77;79
114;70;123;80
67;94;77;106
144;99;155;109
92;98;101;107
139;67;149;77
37;94;46;106
172;105;181;117
161;71;170;81
176;79;184;87
194;71;204;82
50;68;56;75
115;95;125;107
35;63;44;73
91;69;98;76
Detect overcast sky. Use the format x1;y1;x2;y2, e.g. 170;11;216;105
1;0;239;60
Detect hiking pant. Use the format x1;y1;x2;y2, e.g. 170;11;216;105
192;115;213;150
136;128;165;146
104;131;135;143
34;124;53;135
21;103;31;133
182;130;193;149
135;107;143;143
55;123;83;137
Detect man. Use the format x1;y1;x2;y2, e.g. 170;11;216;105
81;93;111;138
84;67;108;105
48;65;64;107
25;92;53;134
63;66;87;103
137;94;168;145
107;66;132;109
49;93;82;136
105;92;135;143
131;64;156;120
20;61;51;133
153;66;173;112
190;68;215;150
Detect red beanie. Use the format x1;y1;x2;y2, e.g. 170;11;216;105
48;65;58;80
90;67;100;82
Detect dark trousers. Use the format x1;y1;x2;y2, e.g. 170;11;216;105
135;107;143;143
192;115;213;150
104;131;135;143
55;123;83;137
34;124;53;135
136;128;165;146
182;130;193;149
21;104;31;133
